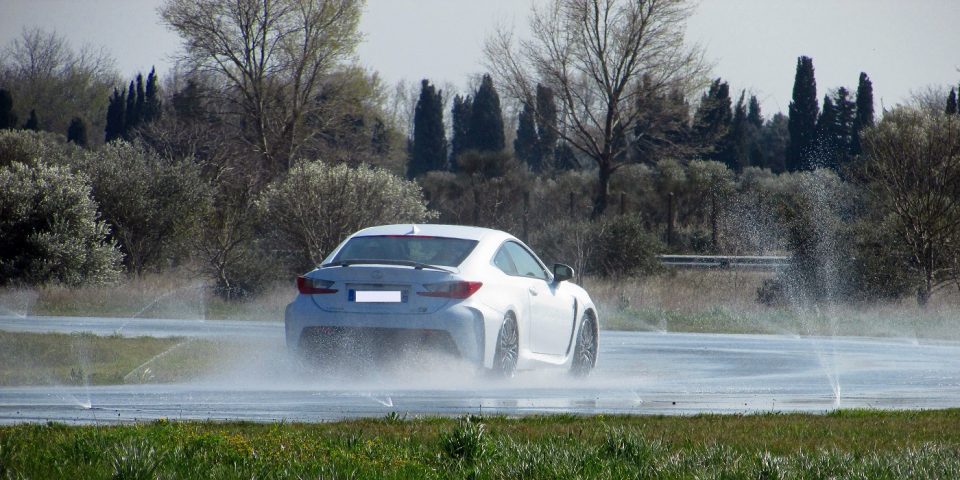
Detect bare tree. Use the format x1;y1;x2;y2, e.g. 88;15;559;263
0;28;116;139
861;108;960;306
160;0;363;178
485;0;708;215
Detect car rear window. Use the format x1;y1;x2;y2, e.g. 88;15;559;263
331;236;478;267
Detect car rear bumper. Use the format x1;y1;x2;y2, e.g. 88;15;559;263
284;296;487;365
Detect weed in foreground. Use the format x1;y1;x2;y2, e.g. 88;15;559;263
440;416;487;463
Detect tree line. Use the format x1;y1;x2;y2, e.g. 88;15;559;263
2;0;960;307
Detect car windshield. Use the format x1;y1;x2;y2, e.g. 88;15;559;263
331;236;478;267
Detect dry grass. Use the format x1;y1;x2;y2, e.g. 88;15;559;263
0;271;293;321
586;270;960;339
3;269;960;339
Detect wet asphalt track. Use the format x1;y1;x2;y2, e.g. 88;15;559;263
2;315;960;424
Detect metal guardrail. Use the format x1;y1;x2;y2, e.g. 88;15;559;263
658;255;791;271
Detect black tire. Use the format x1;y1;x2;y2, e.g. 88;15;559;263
492;313;519;378
570;313;597;377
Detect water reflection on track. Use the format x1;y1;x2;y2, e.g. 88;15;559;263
2;316;960;424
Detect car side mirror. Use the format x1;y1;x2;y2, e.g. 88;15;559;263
553;263;574;283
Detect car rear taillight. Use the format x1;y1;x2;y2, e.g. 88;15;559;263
297;276;338;294
417;281;482;299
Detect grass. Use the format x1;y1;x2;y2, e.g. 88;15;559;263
0;272;293;321
587;271;960;340
2;411;960;478
3;269;960;340
0;331;236;386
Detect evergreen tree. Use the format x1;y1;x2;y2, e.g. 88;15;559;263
720;91;749;172
407;79;447;178
746;95;764;167
143;67;162;123
450;94;472;165
135;73;146;123
851;72;874;155
467;74;505;153
947;88;958;115
633;85;692;164
22;110;39;131
105;88;126;143
171;79;203;121
815;95;836;169
66;117;88;147
747;95;763;128
124;80;138;134
692;78;732;159
757;113;789;172
787;56;819;171
534;84;558;170
833;87;855;166
555;142;580;170
514;100;540;171
0;89;16;129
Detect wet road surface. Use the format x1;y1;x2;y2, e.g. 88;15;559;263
2;316;960;423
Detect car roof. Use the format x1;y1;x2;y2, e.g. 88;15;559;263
351;224;510;242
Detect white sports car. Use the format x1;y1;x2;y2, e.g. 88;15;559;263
284;224;599;377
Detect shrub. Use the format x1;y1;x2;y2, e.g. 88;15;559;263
0;129;84;169
0;161;122;286
591;215;664;278
258;161;437;272
74;141;210;273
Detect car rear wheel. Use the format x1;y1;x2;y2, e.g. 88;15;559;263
492;313;518;378
570;313;597;377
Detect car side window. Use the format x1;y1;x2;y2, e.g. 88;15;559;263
503;242;549;280
493;247;518;275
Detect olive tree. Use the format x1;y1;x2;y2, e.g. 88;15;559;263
257;162;437;271
75;141;210;274
0;161;122;286
861;108;960;305
485;0;707;215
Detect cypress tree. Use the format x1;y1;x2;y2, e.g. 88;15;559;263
105;88;126;143
66;117;88;147
135;74;146;123
746;95;764;168
833;87;855;166
450;94;472;166
720;91;748;172
467;74;505;153
514;101;540;171
692;78;732;159
22;110;39;131
407;79;447;178
143;67;162;123
535;84;558;170
0;89;16;129
947;88;958;116
124;80;138;134
815;95;836;169
851;72;874;155
787;56;818;171
747;95;763;128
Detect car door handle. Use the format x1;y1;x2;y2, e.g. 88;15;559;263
528;287;538;296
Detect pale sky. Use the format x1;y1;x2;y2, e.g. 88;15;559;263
2;0;959;117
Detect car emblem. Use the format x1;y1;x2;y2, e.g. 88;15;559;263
371;270;383;280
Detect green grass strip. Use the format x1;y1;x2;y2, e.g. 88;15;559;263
2;411;960;479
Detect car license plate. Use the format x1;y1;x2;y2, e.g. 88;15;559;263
350;290;404;303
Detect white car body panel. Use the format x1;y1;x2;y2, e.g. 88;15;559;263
284;224;599;371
